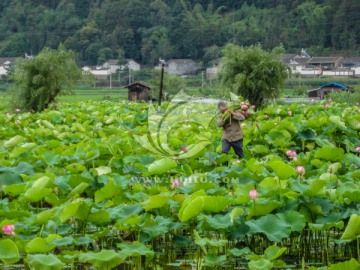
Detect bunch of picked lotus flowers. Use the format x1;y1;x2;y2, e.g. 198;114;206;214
222;99;255;124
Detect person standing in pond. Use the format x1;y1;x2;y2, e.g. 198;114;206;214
217;101;245;161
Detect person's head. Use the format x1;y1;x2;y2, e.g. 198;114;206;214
218;101;227;113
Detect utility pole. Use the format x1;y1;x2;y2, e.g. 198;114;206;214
110;72;112;89
158;59;166;112
128;66;131;84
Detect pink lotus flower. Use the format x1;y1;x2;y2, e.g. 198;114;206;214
2;224;16;236
328;98;333;103
181;146;187;152
324;104;330;108
171;179;182;189
296;166;305;176
249;189;258;199
241;105;248;111
356;146;360;153
286;150;297;159
288;110;292;116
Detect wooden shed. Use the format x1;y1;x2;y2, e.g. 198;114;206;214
307;82;353;99
125;81;152;102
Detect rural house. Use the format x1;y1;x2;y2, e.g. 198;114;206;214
307;57;344;70
126;81;152;102
102;60;120;73
82;66;111;80
166;59;198;76
0;57;16;77
307;82;353;99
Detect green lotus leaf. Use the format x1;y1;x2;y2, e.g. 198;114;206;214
276;211;305;232
65;163;87;173
327;162;342;174
117;242;154;261
9;146;28;159
94;179;119;203
204;254;226;267
25;237;58;253
304;179;327;197
140;216;171;241
329;115;346;129
227;247;252;257
347;116;360;130
248;258;273;270
75;237;92;246
264;129;292;147
27;254;64;270
147;158;177;175
328;258;360;270
202;214;232;230
319;173;337;183
341;214;360;241
142;194;170;211
41;152;61;166
94;166;112;176
268;160;296;180
314;146;344;162
195;237;227;248
246;214;292;242
297;128;316;141
202;196;231;213
264;245;287;261
178;190;206;217
68;182;89;199
24;176;52;202
50;236;74;247
0;162;34;175
35;208;58;225
0;239;19;264
78;250;124;269
247;199;282;219
309;221;344;231
178;196;204;222
4;135;25;148
230;207;245;223
2;183;26;196
60;199;90;223
87;209;111;224
251;144;270;154
0;172;23;187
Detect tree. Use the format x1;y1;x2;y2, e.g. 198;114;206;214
10;45;81;112
220;43;287;108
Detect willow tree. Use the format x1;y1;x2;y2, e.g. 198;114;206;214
10;45;81;112
220;43;288;108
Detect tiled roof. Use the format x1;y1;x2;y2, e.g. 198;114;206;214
307;57;342;64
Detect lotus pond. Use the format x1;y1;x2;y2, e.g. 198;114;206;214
0;96;360;270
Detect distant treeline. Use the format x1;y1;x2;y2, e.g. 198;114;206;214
0;0;359;66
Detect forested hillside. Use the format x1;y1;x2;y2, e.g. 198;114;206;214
0;0;359;66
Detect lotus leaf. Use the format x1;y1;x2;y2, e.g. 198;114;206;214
27;254;64;270
246;214;292;242
341;214;360;241
248;258;273;270
314;146;344;162
268;160;296;180
78;250;124;269
147;158;177;175
0;239;19;264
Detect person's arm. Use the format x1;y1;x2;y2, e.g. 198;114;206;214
228;109;245;121
217;114;226;126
